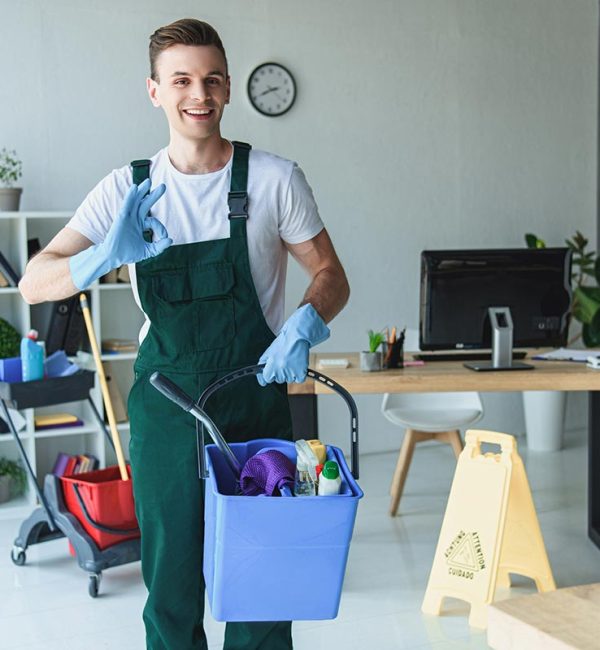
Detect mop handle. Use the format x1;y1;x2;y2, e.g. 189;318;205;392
197;365;360;479
149;372;243;479
79;294;129;481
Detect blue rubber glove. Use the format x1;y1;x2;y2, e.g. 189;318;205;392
69;179;172;290
257;304;330;385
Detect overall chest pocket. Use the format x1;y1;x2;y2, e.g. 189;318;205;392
151;263;236;353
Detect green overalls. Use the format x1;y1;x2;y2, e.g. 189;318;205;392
128;142;294;650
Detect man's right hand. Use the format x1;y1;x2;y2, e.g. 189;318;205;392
69;179;172;290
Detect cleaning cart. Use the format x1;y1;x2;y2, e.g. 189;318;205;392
150;365;363;621
2;369;141;597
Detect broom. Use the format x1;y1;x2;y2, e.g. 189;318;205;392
79;293;129;481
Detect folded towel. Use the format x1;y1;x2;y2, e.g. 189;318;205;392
240;450;295;496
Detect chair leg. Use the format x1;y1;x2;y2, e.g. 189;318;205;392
389;428;418;517
435;429;463;459
447;429;464;458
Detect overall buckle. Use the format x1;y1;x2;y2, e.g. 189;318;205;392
228;191;248;219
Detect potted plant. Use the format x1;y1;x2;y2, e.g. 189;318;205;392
523;231;595;451
360;329;384;371
0;148;23;211
0;457;27;504
526;231;600;346
0;317;21;359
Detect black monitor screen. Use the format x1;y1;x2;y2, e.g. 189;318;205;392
419;248;572;350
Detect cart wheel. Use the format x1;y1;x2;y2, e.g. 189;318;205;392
11;547;26;566
88;573;101;598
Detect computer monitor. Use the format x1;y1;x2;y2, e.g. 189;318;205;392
419;248;572;354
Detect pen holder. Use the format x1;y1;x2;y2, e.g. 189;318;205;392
384;340;404;369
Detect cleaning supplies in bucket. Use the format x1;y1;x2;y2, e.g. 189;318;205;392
239;449;295;496
294;439;319;496
20;329;44;381
318;460;342;495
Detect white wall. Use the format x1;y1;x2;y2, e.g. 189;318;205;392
1;0;597;453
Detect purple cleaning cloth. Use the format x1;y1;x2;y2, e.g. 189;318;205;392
240;450;296;496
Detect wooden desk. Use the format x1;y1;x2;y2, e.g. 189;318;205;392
288;352;600;551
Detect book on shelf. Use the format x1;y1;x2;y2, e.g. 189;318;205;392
35;413;84;430
52;452;99;476
36;418;84;431
101;338;138;353
0;251;19;286
52;452;71;476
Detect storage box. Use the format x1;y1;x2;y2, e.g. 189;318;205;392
61;465;140;550
0;370;94;409
0;357;21;383
204;438;363;622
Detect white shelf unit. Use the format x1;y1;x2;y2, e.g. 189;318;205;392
0;211;143;521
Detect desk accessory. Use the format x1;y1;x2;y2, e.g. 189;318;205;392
318;358;350;369
360;330;384;371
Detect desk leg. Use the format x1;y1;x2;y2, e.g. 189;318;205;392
289;395;318;440
589;391;600;549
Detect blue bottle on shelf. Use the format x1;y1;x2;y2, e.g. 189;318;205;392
21;329;44;382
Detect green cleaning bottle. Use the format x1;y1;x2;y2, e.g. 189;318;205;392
318;460;341;495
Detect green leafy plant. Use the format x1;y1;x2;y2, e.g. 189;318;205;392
525;231;600;346
0;318;20;359
0;148;22;188
0;457;27;496
367;329;384;353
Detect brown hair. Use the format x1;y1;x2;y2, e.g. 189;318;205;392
149;18;228;81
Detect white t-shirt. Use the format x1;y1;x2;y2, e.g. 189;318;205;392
67;145;324;339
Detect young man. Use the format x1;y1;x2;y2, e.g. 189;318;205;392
19;18;349;650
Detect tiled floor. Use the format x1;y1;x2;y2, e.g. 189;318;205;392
1;428;599;649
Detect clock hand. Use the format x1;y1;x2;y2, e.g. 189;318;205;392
257;85;281;97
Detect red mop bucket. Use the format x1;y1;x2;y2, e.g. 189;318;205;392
61;465;140;550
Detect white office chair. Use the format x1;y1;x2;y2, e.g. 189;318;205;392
381;329;484;516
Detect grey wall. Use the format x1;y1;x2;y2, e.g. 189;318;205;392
1;0;597;453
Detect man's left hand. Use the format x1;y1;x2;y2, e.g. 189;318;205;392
257;304;330;385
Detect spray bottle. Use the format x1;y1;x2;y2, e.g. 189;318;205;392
21;329;44;381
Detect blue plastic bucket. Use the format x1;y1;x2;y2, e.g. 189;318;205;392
203;437;363;622
149;365;362;622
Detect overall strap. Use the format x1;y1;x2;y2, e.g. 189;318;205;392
131;159;151;185
131;159;152;241
228;141;251;219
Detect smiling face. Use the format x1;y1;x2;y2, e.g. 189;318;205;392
147;44;230;145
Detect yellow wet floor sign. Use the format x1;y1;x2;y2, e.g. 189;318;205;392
421;429;556;629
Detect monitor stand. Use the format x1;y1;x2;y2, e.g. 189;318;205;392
464;307;534;372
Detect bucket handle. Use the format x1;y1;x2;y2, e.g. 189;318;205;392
71;484;140;536
196;365;360;479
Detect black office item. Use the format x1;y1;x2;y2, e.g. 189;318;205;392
27;238;41;260
419;248;572;356
46;299;73;355
63;296;87;355
0;251;20;286
46;293;90;355
413;350;528;362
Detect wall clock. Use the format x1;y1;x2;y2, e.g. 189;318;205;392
247;62;296;117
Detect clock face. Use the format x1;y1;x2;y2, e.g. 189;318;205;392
247;63;296;117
